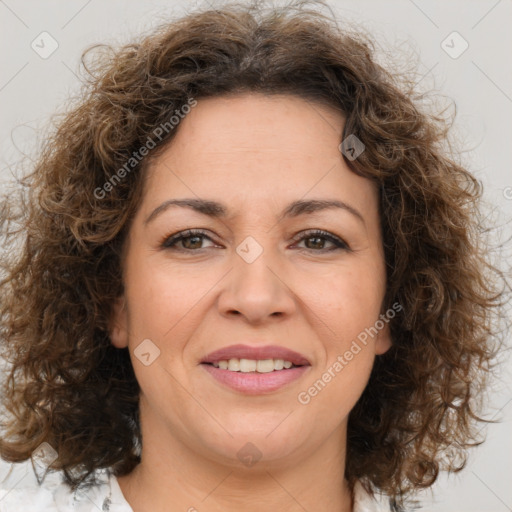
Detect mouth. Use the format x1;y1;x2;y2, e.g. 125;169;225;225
201;344;310;367
200;344;311;394
202;358;303;373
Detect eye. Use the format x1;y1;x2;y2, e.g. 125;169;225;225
160;228;350;253
292;229;350;252
160;229;218;251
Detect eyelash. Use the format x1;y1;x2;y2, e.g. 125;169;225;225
160;228;350;253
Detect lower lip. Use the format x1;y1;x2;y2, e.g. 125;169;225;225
201;364;310;394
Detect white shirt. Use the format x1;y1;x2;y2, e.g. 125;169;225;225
0;469;392;511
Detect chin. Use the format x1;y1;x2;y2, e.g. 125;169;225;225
198;424;307;467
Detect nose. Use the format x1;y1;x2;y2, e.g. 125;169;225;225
217;240;297;325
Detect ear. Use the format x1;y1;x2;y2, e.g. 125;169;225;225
109;296;129;349
375;320;392;355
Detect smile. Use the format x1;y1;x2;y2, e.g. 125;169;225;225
210;358;297;372
201;360;310;394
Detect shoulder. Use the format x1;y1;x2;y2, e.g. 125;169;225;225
0;469;133;512
1;469;393;512
353;480;394;512
0;477;59;511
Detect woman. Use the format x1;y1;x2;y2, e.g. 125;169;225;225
0;1;506;511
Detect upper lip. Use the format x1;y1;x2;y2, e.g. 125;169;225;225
201;344;311;366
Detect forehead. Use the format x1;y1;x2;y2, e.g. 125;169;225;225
142;93;378;222
164;93;345;159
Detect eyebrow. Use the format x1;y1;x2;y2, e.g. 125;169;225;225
144;198;365;225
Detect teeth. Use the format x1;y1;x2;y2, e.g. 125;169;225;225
211;358;297;372
228;358;240;371
239;358;257;372
256;359;274;373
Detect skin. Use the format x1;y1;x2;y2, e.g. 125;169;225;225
110;93;392;512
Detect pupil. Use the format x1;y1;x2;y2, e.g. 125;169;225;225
306;236;324;249
184;235;202;249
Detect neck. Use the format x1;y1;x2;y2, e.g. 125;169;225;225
117;401;353;512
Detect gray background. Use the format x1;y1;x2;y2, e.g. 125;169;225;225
1;1;511;510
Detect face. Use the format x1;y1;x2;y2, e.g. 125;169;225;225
110;93;391;469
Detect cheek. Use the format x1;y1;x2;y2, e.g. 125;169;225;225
300;262;385;344
299;261;385;414
122;257;215;406
298;348;374;428
297;270;380;414
124;254;221;340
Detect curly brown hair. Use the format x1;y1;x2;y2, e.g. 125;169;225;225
0;0;507;507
